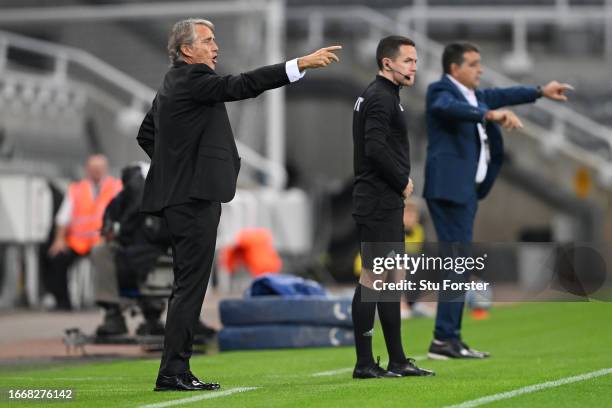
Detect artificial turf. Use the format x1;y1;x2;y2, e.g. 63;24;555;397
1;301;611;407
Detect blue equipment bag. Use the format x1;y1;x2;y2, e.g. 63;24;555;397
219;324;354;351
245;274;327;297
219;297;352;328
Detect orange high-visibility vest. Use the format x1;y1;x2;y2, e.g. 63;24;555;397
65;177;122;255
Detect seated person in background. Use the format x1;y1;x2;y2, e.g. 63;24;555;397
45;154;122;310
92;162;216;337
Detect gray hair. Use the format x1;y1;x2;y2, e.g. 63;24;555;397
167;18;215;65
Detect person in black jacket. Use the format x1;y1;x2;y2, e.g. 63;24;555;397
92;162;168;336
351;36;434;379
137;18;341;392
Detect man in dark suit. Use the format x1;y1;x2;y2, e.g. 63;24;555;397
423;42;573;359
351;36;434;379
137;18;341;391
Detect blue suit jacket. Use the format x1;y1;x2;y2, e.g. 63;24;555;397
423;75;539;205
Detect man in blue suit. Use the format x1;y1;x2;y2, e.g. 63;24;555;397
423;42;573;359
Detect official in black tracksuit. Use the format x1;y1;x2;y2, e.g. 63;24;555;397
137;18;341;391
351;36;434;379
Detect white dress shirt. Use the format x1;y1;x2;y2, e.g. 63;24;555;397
285;58;306;82
446;75;490;184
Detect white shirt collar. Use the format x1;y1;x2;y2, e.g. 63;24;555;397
446;74;476;101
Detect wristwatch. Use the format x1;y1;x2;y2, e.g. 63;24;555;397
536;85;543;98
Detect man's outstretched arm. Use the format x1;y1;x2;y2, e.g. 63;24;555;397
429;87;524;130
189;45;342;104
481;81;574;109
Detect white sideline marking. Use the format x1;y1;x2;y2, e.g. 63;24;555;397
3;377;129;381
445;368;612;408
137;387;258;408
311;355;426;377
311;367;353;377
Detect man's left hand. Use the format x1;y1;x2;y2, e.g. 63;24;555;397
542;81;574;102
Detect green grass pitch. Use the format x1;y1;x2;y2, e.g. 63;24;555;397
1;301;611;407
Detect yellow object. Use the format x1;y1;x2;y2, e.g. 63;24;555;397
354;223;424;276
574;166;591;199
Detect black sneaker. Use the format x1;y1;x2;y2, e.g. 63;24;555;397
353;357;402;379
428;338;490;360
387;358;436;376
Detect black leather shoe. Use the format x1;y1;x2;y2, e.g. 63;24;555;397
353;357;402;379
428;338;490;360
185;371;220;390
387;358;435;376
459;340;490;359
154;371;221;391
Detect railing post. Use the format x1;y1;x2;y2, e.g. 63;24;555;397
502;16;533;74
53;52;68;82
265;0;285;190
542;116;566;157
413;0;428;39
598;163;612;188
305;12;324;53
397;8;411;35
24;243;39;307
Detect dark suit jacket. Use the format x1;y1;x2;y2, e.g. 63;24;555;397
137;61;290;214
423;75;539;205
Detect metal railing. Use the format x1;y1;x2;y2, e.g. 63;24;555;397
1;1;611;186
0;0;288;188
0;29;154;107
289;5;612;187
396;0;612;61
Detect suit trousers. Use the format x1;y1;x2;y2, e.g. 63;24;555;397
426;196;477;340
45;248;81;310
158;200;221;376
